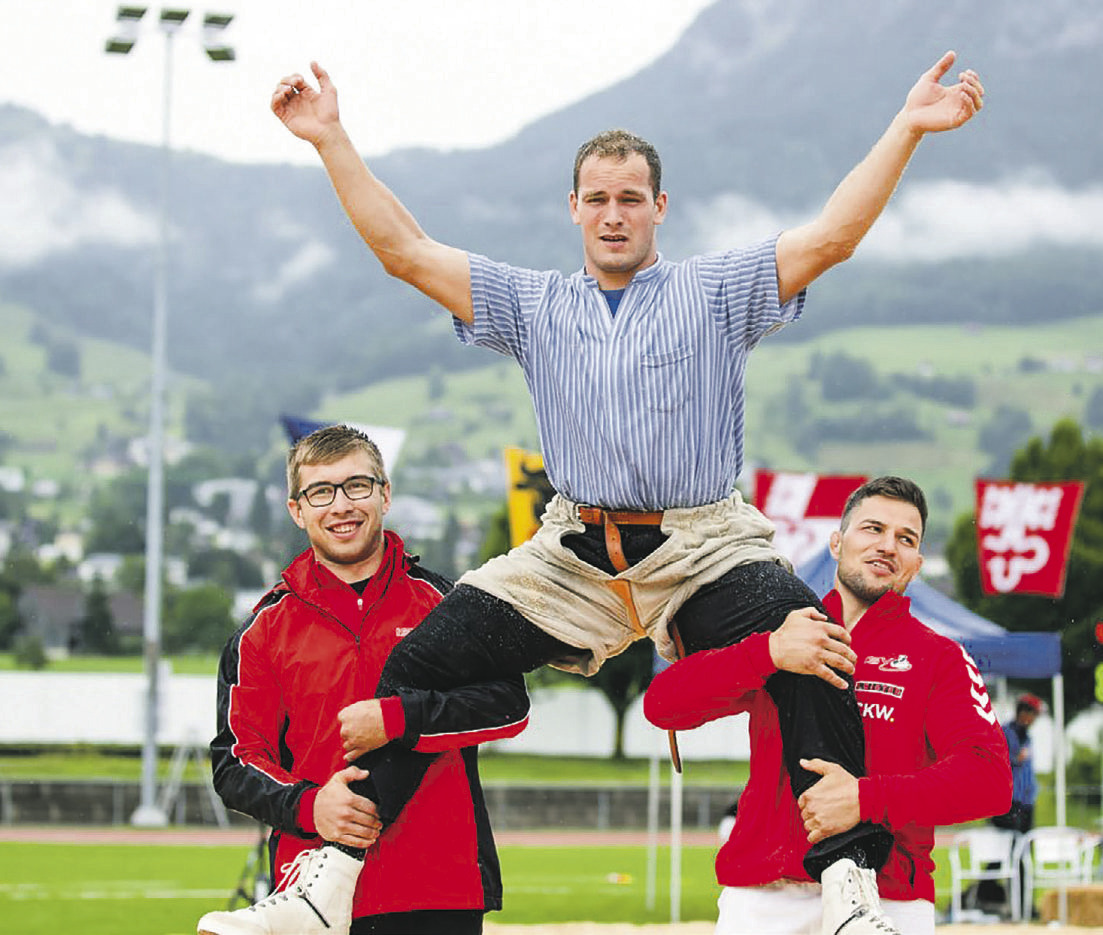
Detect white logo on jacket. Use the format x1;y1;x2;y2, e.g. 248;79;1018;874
864;654;912;672
861;702;895;722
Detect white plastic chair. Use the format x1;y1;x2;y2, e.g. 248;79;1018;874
947;826;1021;922
1016;826;1100;920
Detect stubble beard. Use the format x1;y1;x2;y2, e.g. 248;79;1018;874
836;564;894;609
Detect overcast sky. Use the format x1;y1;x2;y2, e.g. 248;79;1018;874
0;0;713;165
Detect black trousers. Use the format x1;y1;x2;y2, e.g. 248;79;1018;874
353;523;892;879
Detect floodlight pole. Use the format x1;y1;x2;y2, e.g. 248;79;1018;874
105;5;234;828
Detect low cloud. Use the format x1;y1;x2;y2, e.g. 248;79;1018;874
693;177;1103;263
0;139;157;267
250;208;336;304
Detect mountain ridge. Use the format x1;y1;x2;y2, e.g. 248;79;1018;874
0;0;1099;451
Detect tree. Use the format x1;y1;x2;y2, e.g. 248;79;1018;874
1086;385;1103;432
946;419;1103;718
477;504;512;566
163;583;236;653
248;481;273;540
0;590;21;650
585;640;655;760
84;470;149;555
78;577;121;655
807;351;880;402
188;548;264;590
977;404;1034;475
46;337;81;378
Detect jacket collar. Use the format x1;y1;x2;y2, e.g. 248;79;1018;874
822;587;912;632
269;529;408;616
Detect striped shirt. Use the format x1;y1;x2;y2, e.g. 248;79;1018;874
455;236;805;510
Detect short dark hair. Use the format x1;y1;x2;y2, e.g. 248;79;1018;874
573;129;663;200
1017;693;1043;716
840;476;928;540
286;424;387;499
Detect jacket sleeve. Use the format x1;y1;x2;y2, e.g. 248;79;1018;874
397;673;532;753
859;641;1011;829
209;605;319;834
643;632;775;730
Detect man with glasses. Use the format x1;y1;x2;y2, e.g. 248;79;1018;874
230;50;986;935
197;425;508;935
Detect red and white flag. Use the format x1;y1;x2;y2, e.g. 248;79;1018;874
975;479;1085;598
754;471;867;567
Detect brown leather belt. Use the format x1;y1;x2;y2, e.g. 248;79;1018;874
577;504;684;773
578;506;663;576
577;506;665;527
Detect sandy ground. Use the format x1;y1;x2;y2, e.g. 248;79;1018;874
483;927;1103;934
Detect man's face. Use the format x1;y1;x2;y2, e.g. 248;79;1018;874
286;451;390;581
830;495;924;609
569;153;667;289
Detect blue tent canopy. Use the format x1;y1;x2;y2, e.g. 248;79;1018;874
797;547;1062;679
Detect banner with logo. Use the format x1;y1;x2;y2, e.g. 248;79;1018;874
505;447;554;547
975;479;1085;597
753;471;867;568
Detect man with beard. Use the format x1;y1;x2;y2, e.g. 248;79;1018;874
645;476;1012;935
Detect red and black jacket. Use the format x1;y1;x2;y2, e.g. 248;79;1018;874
209;531;501;916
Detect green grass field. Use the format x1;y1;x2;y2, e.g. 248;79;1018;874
0;838;963;933
0;840;722;934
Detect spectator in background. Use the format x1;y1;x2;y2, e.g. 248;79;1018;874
991;693;1042;835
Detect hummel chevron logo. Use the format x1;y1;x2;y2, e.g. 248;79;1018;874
960;645;996;723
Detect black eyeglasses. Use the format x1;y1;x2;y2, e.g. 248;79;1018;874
296;475;386;508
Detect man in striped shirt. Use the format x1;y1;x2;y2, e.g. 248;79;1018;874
254;52;985;935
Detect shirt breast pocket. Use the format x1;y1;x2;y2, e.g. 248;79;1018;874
640;344;694;412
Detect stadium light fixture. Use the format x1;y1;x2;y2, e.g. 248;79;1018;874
103;4;235;829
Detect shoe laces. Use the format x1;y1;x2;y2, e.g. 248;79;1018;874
839;866;899;935
247;848;320;911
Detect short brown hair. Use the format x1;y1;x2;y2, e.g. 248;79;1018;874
573;129;663;200
840;476;928;540
286;424;387;499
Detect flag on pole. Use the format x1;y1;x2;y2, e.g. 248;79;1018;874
504;447;553;547
753;470;867;567
975;479;1085;597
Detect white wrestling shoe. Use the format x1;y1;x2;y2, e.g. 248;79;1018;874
197;845;361;935
821;858;901;935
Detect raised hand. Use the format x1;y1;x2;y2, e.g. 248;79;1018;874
902;50;985;134
271;61;340;145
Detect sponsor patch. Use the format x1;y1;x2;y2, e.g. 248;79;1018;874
856;680;905;699
861;701;895;722
395;626;414;637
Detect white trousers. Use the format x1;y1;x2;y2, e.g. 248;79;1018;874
715;884;935;935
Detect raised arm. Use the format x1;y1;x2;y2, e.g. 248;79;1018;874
775;50;985;304
272;62;474;323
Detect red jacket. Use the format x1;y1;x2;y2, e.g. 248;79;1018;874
644;589;1011;903
210;532;501;917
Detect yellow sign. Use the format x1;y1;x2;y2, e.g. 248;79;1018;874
504;447;553;547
